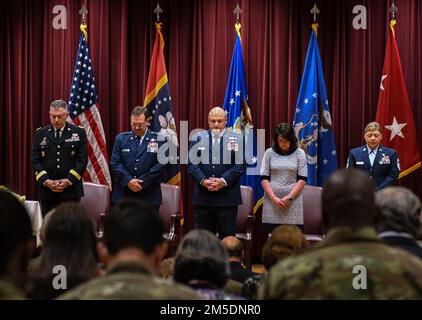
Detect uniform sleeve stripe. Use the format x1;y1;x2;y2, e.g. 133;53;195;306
36;171;47;181
70;169;82;180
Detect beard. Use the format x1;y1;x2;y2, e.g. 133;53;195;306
211;128;222;135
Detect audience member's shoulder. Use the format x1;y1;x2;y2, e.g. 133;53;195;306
0;280;26;300
59;272;202;300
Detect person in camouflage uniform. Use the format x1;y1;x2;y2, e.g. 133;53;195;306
0;191;33;300
60;199;200;300
258;169;422;299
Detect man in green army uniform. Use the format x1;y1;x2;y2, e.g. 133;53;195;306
0;191;33;300
259;168;422;299
60;199;201;300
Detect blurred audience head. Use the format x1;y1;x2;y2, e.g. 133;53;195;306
173;229;230;288
0;191;33;288
39;208;55;245
322;168;376;231
375;187;422;237
221;236;243;261
40;202;98;277
262;225;310;270
104;198;166;273
28;202;99;299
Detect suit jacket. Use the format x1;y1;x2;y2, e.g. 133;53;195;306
110;130;166;205
31;123;88;201
188;130;246;207
229;261;256;284
347;145;399;190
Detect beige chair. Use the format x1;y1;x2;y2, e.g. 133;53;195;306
302;185;324;243
159;183;182;257
80;182;110;238
236;185;255;270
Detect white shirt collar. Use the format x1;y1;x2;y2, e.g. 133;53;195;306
367;145;379;154
135;129;148;141
379;231;413;239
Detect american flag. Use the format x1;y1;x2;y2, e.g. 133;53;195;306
68;24;111;188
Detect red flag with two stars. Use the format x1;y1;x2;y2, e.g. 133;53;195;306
375;19;421;178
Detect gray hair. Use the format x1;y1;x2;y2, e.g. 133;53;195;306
50;99;68;111
375;187;421;236
173;229;230;288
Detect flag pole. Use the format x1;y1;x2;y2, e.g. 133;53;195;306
310;3;320;37
153;4;164;46
79;5;88;41
389;1;398;36
233;3;242;41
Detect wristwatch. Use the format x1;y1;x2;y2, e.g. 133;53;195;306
288;195;294;202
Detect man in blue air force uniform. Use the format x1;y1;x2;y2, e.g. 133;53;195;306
32;100;88;216
347;121;399;190
188;107;246;239
110;106;166;209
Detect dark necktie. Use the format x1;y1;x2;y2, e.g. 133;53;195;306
135;136;142;152
55;129;60;142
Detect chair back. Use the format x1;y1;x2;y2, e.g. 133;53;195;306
236;186;254;233
159;183;181;230
159;183;181;256
80;182;110;228
302;185;323;235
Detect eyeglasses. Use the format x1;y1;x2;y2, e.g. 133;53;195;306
131;122;147;128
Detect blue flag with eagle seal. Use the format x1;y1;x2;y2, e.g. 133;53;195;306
293;27;338;186
222;23;264;213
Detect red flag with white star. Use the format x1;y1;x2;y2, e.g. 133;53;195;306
375;20;421;178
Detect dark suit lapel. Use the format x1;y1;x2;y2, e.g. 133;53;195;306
46;125;57;145
374;147;384;168
362;147;371;168
208;130;214;157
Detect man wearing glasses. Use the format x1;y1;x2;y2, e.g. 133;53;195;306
110;106;166;210
31;100;88;216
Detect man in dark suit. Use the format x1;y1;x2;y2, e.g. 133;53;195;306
376;186;422;260
347;121;399;190
110;106;166;210
188;107;246;239
32;100;88;216
221;236;256;284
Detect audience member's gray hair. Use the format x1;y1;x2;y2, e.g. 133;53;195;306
173;229;231;288
375;187;422;237
50;99;68;111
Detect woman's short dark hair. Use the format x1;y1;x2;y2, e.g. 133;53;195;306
173;230;230;288
272;122;298;154
28;202;98;299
